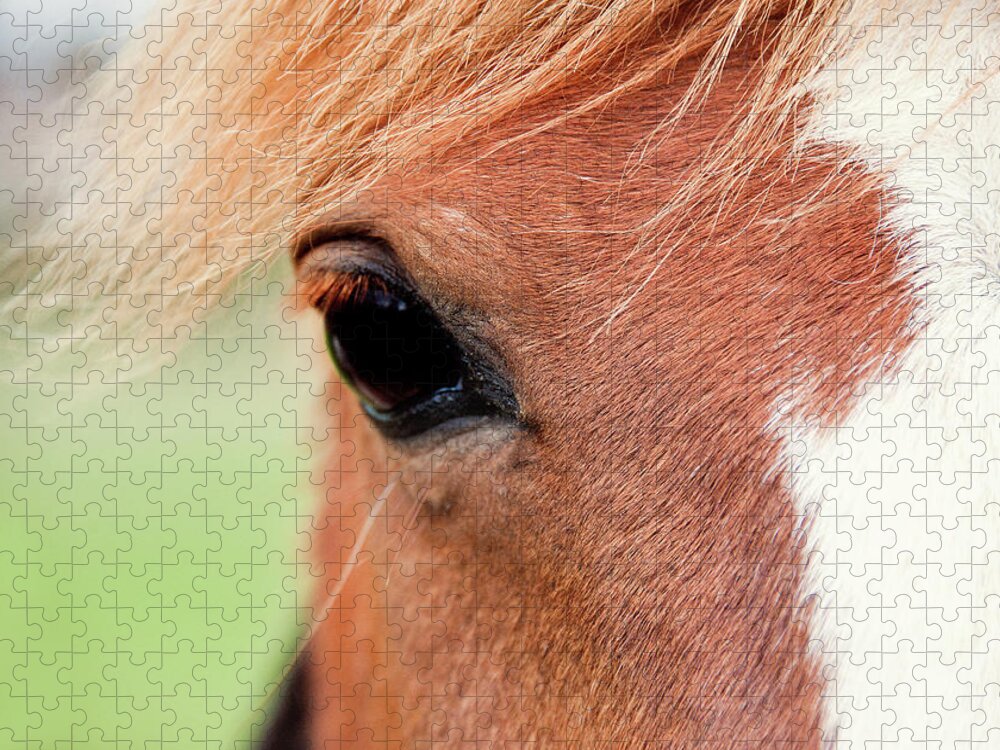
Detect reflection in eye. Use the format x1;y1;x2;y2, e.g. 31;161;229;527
322;274;465;414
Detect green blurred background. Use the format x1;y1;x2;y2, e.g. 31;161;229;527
0;266;314;746
0;5;314;744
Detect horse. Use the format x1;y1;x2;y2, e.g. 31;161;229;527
15;0;1000;746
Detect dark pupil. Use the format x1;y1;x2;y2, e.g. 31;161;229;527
325;282;464;413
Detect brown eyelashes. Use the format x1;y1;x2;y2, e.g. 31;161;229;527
300;270;384;314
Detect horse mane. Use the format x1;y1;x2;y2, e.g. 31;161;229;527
5;0;839;340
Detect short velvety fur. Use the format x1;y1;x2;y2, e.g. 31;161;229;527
300;49;916;747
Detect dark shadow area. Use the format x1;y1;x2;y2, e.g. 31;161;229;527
260;656;310;750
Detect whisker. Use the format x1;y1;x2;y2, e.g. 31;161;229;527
385;485;430;589
307;474;400;638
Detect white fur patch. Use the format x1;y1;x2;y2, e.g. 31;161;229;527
785;2;1000;745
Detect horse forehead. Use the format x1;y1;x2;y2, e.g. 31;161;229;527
386;62;755;266
374;128;907;411
410;133;656;226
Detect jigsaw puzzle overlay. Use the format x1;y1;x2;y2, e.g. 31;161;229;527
2;1;1000;748
0;4;314;745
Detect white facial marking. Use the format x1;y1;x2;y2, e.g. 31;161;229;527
788;2;1000;745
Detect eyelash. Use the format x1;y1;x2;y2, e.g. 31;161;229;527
303;272;372;314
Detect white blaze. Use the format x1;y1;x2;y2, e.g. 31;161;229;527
787;2;1000;745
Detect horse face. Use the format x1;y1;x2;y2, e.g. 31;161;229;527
295;51;913;746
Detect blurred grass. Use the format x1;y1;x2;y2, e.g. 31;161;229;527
0;262;316;747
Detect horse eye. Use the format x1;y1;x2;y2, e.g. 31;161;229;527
321;272;511;439
325;278;462;411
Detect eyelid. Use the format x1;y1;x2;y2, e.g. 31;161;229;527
292;226;378;263
297;237;412;314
